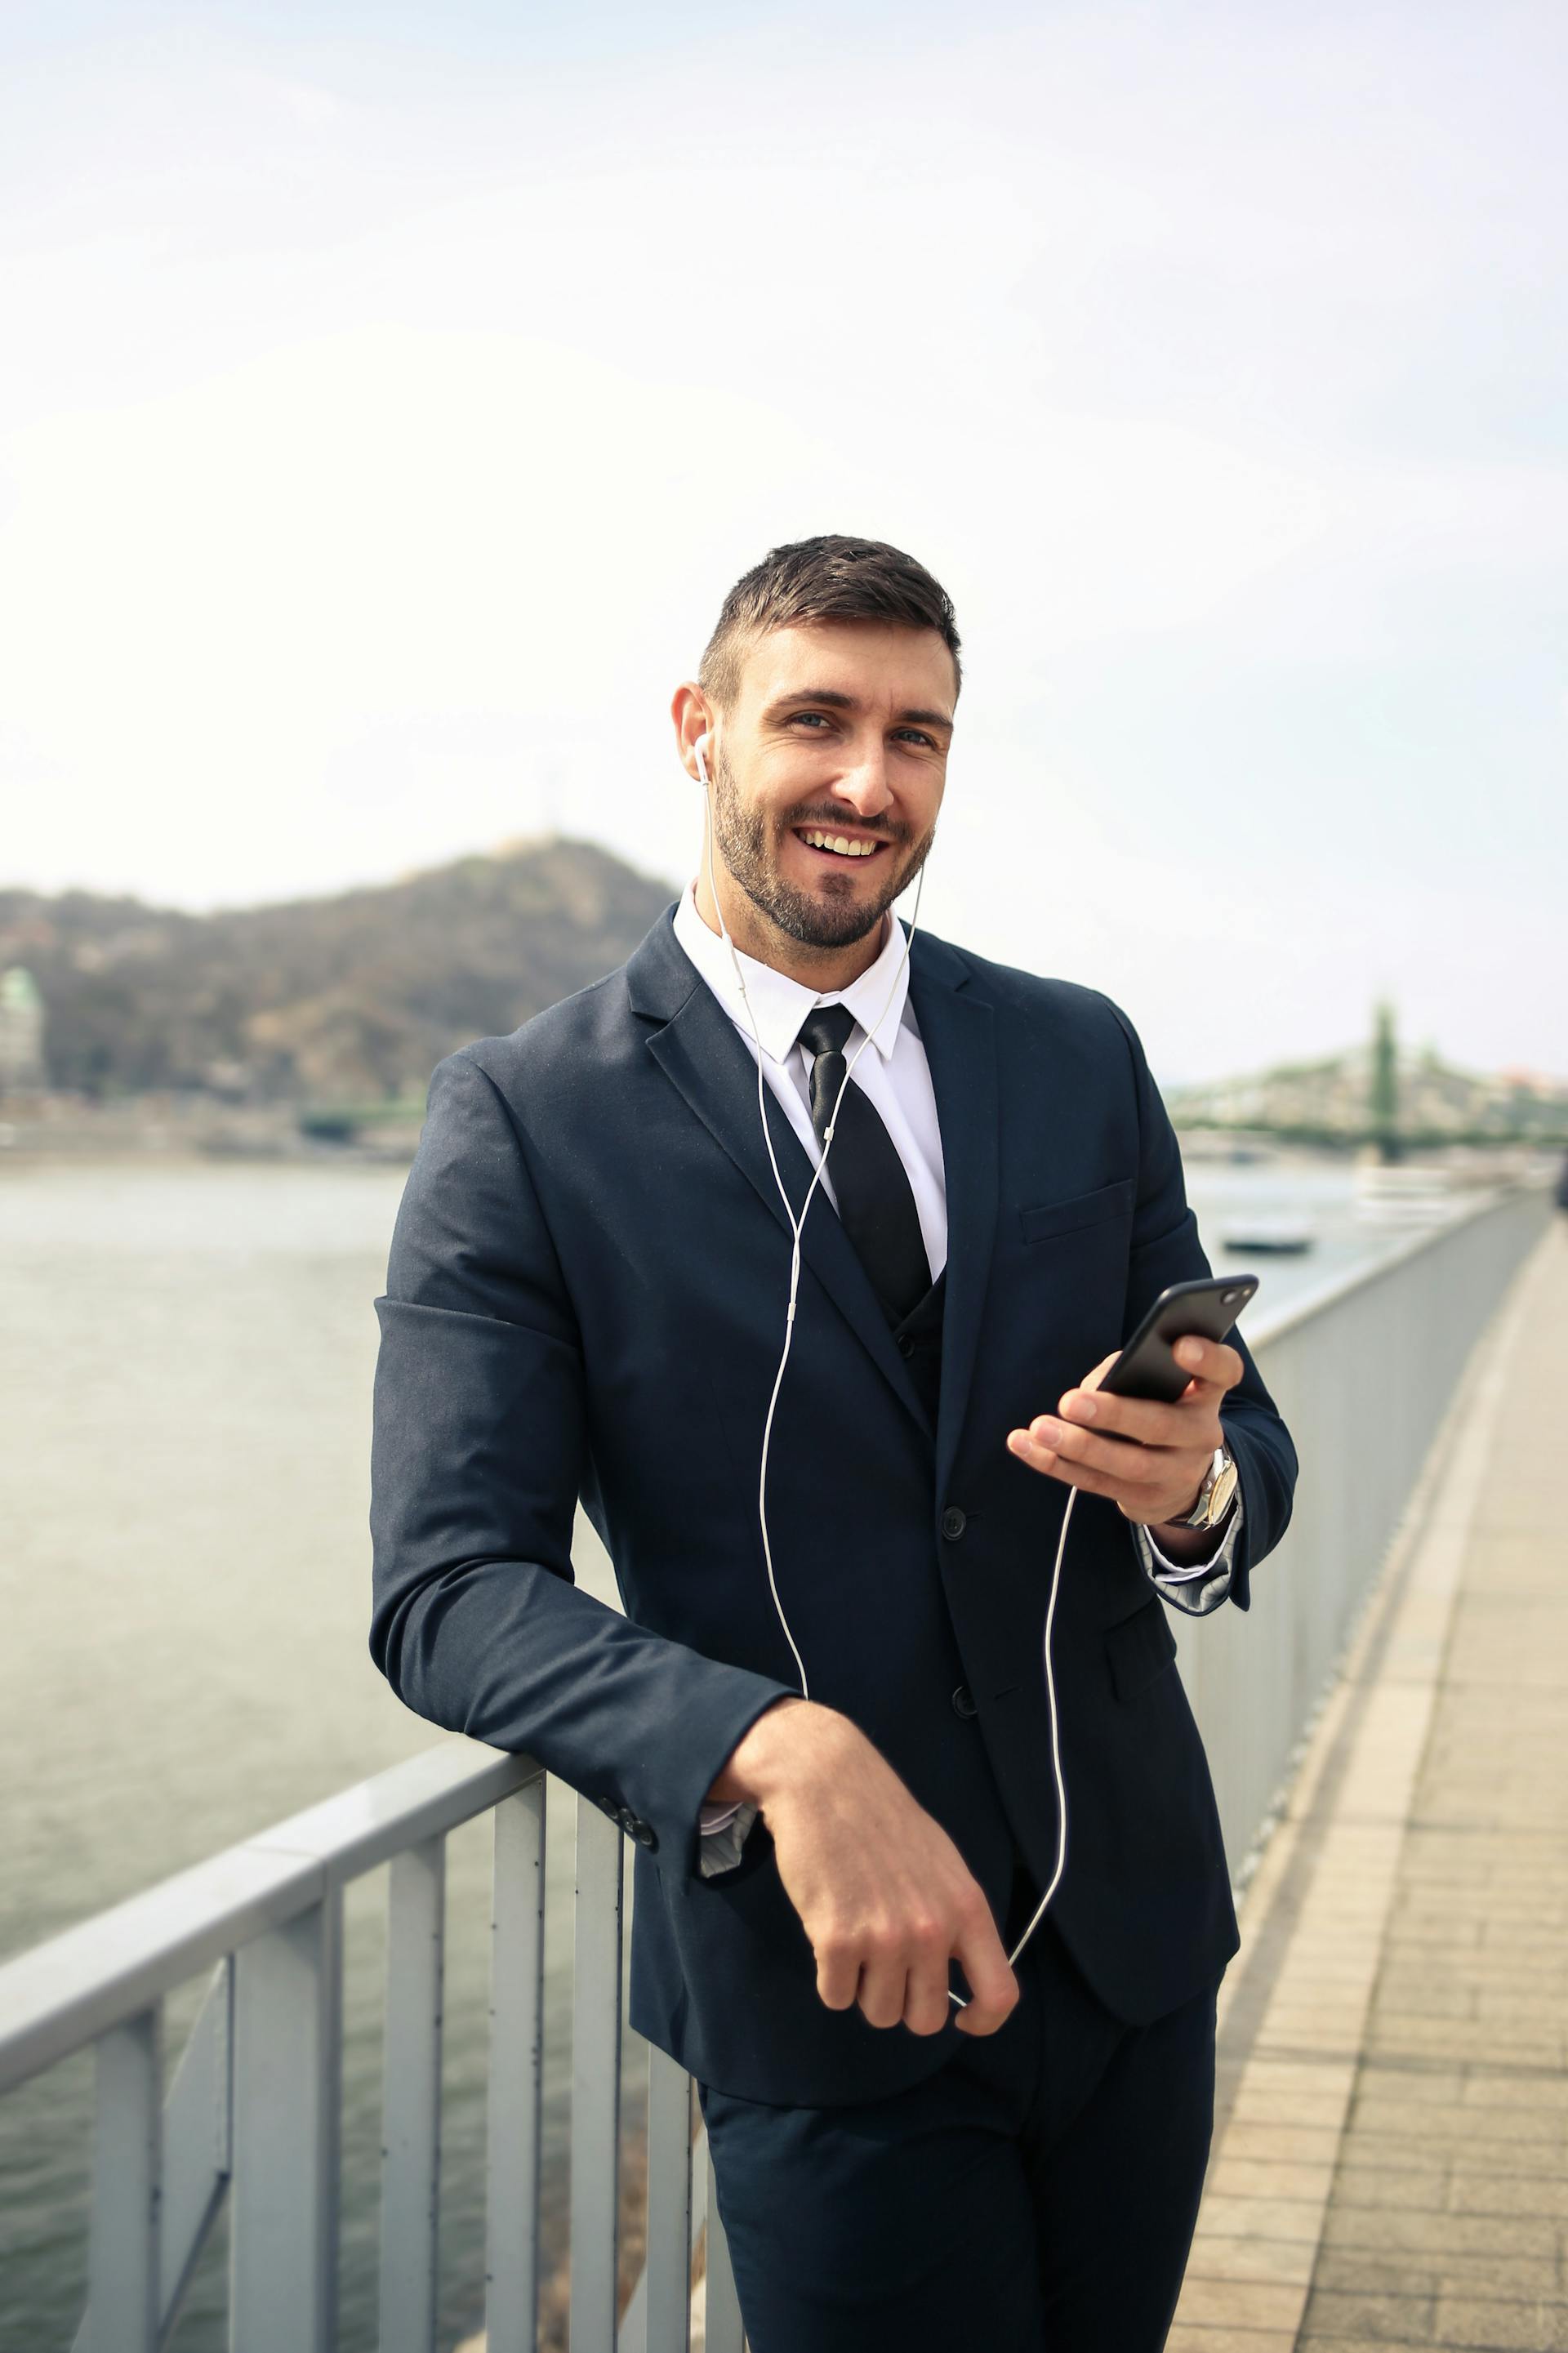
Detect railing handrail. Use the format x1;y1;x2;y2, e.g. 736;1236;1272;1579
0;1738;541;2097
1239;1176;1547;1350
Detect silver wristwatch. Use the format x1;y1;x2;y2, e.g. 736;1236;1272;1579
1183;1443;1239;1531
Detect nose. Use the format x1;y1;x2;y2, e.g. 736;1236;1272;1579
830;740;896;820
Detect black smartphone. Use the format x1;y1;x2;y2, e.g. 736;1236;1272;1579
1097;1274;1260;1407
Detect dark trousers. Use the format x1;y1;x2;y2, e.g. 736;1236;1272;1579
698;1912;1218;2353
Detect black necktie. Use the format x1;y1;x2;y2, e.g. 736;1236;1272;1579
796;1003;932;1326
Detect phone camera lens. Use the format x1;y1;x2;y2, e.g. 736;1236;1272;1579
1223;1289;1239;1304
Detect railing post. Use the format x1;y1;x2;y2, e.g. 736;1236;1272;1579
570;1796;625;2353
379;1834;446;2353
228;1889;343;2353
484;1777;547;2353
87;2005;163;2353
642;2047;693;2352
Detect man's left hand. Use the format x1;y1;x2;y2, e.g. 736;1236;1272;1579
1005;1333;1243;1530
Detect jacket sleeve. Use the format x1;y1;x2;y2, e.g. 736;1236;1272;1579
368;1048;795;1876
1102;997;1299;1614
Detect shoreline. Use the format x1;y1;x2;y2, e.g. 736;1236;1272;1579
2;1093;1550;1184
0;1093;422;1165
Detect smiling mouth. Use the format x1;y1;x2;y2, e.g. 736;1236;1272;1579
791;827;893;863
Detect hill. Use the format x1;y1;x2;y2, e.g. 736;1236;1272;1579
0;836;677;1103
1165;1033;1568;1147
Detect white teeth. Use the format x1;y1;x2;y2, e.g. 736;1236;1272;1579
800;830;879;858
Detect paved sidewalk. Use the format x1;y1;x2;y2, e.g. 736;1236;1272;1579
1171;1213;1568;2352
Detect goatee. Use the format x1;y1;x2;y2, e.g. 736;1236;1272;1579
707;747;934;952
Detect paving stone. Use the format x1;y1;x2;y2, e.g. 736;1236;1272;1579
1209;2156;1339;2204
1354;2067;1466;2104
1448;2175;1568;2221
1320;2208;1558;2259
1219;2120;1348;2166
1183;2235;1319;2287
1232;2088;1356;2132
1167;2329;1301;2351
1300;2284;1437;2338
1173;2275;1309;2331
1314;2248;1561;2299
1194;2193;1332;2243
1350;2097;1567;2147
1432;2300;1568;2350
1460;2079;1568;2113
1330;2164;1450;2212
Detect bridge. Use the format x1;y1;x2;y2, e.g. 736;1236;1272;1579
0;1179;1557;2351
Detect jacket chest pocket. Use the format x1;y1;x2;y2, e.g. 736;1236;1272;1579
1018;1175;1136;1246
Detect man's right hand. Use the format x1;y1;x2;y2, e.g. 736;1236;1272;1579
706;1699;1018;2039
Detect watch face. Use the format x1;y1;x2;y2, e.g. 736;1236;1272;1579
1208;1457;1240;1524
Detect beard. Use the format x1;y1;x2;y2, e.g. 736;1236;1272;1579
707;742;936;952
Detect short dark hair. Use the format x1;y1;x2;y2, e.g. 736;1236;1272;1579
698;534;962;709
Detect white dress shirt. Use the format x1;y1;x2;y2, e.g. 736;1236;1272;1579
670;880;1244;1870
673;870;948;1278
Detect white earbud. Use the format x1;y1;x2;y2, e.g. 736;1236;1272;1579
693;731;712;787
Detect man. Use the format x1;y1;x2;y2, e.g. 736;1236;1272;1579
369;536;1298;2351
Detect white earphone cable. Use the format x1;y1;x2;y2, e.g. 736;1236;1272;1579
694;733;1068;1988
1004;1486;1074;1971
697;738;927;1696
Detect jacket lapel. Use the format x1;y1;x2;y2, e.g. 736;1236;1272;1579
629;907;934;1441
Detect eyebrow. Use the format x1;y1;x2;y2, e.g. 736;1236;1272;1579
763;688;955;733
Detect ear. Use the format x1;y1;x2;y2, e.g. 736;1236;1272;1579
670;681;715;782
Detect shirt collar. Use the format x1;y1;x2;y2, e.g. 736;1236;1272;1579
672;878;914;1067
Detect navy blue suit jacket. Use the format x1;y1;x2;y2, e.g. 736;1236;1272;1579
368;904;1298;2105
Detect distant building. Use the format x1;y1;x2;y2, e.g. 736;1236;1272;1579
0;966;46;1091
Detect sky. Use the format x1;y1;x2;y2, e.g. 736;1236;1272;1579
1;1;1563;1085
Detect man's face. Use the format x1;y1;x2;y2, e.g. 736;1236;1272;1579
705;620;955;955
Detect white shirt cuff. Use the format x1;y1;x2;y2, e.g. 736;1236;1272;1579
1131;1481;1245;1617
697;1798;760;1877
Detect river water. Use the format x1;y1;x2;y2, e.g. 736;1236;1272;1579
0;1148;1416;2346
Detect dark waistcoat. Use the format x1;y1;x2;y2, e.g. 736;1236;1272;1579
890;1261;947;1423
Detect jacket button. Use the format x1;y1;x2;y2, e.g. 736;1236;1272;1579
951;1684;978;1719
941;1505;967;1540
630;1818;658;1850
897;1332;916;1359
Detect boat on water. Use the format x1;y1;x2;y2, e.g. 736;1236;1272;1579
1218;1213;1317;1254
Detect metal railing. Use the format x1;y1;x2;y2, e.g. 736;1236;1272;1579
1174;1179;1555;1868
0;1179;1553;2351
0;1744;734;2352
